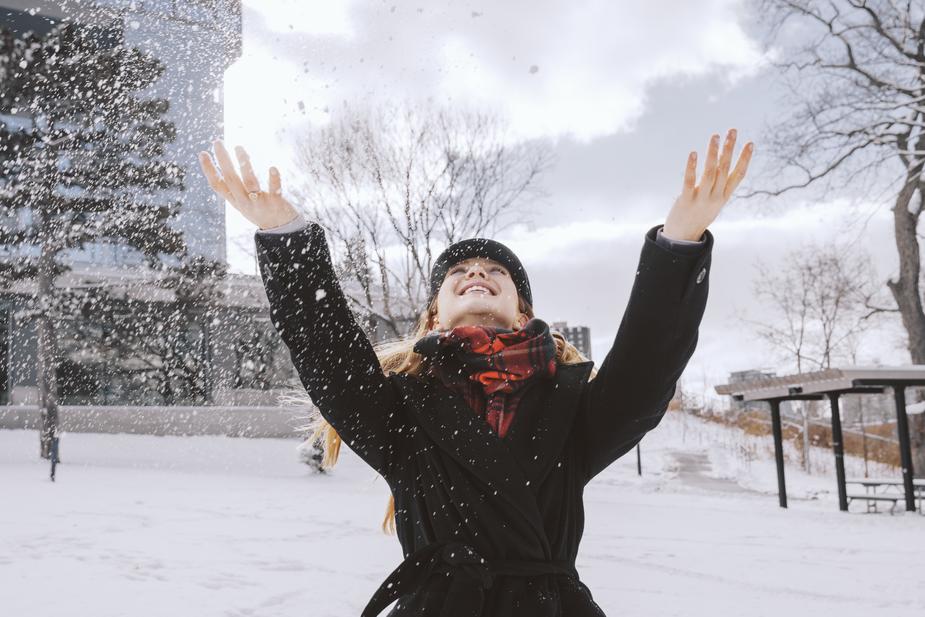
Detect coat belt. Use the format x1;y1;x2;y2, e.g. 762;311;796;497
361;541;578;617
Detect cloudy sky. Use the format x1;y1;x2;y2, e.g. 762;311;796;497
221;0;910;406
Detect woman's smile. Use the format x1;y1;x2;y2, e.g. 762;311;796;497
461;284;493;296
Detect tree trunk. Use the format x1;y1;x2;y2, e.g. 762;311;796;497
801;401;811;473
886;179;925;478
908;388;925;479
858;397;870;478
911;414;925;478
36;239;60;460
201;313;213;403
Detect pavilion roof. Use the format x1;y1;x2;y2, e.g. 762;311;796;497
714;365;925;402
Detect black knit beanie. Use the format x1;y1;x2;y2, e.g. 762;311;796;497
426;237;533;310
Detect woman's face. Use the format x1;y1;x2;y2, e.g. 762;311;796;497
432;257;528;332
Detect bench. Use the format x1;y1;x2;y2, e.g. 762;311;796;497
846;493;900;514
845;478;925;514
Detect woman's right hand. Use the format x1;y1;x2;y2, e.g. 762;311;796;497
197;139;300;230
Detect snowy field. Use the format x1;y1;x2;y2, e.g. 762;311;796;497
2;411;922;617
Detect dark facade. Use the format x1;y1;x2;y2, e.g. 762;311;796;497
551;320;593;360
0;270;299;406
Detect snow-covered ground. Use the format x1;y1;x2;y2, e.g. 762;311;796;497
2;411;922;617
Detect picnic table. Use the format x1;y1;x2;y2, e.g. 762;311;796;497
845;477;925;514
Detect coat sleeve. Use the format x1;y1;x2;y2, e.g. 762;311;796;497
655;224;708;253
254;221;405;479
575;223;713;483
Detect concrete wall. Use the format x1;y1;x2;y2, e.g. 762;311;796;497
0;401;311;439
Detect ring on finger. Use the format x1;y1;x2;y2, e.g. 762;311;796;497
247;190;261;201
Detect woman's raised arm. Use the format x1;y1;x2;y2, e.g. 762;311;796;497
575;128;753;483
197;140;406;478
575;227;712;482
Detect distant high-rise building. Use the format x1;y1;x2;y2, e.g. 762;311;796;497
0;1;245;406
550;320;592;360
726;369;780;414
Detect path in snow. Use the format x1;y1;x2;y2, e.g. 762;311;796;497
671;450;756;494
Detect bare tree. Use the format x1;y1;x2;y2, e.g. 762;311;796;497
738;236;886;470
288;100;554;339
749;0;925;475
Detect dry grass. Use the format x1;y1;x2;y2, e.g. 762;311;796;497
693;409;901;468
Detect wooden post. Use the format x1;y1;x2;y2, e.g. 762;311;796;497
769;398;787;508
892;385;917;512
827;392;848;511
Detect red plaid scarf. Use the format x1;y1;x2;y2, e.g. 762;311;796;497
412;318;558;438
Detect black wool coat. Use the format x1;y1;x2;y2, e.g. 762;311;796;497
254;221;713;617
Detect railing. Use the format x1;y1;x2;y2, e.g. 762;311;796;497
746;415;899;444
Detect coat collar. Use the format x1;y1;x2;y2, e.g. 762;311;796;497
392;360;595;547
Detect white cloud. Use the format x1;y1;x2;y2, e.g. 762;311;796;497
229;0;767;146
434;1;767;142
222;0;770;270
251;0;355;37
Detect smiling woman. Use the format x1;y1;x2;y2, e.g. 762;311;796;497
433;249;529;331
197;128;751;616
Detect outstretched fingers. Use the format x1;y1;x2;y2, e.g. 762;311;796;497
196;140;300;230
268;166;282;195
235;145;262;194
712;130;736;196
723;142;754;200
198;152;234;202
700;134;719;194
682;151;697;198
212;139;248;202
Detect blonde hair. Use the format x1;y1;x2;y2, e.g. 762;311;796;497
289;293;597;534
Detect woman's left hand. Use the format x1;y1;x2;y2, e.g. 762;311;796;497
662;128;754;241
